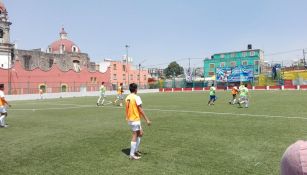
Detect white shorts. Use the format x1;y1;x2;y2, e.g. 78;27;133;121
99;93;106;98
128;121;142;132
239;96;248;101
0;106;7;113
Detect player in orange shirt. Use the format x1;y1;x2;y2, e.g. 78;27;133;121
125;83;151;160
0;84;11;128
229;84;239;105
114;83;124;106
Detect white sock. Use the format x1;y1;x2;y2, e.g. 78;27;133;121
102;98;105;105
130;142;137;156
0;115;5;126
135;137;141;152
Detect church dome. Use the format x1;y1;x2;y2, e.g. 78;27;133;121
47;28;81;54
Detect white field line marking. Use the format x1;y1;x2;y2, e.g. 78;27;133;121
144;108;307;120
12;105;95;111
104;101;113;106
9;103;307;120
11;102;114;111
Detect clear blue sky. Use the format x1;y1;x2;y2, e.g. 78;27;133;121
5;0;307;68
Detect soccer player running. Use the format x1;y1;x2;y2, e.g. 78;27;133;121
229;84;239;104
125;83;151;160
208;83;216;106
97;82;106;106
0;84;11;128
238;84;249;108
114;83;124;107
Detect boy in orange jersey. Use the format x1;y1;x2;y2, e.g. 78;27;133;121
114;83;124;106
125;83;151;160
0;84;11;128
229;84;239;104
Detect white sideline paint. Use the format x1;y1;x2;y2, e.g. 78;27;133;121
10;102;307;120
143;108;307;120
6;89;159;101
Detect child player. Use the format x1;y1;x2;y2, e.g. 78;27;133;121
114;83;124;106
125;83;151;160
97;82;106;106
229;84;239;104
238;84;249;108
208;83;216;106
0;84;11;128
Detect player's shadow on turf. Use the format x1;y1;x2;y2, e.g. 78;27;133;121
121;148;148;156
121;148;130;156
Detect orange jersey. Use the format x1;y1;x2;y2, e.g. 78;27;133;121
125;94;142;122
117;86;123;94
231;87;238;95
0;98;5;106
0;90;6;106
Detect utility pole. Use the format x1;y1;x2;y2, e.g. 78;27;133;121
189;58;191;82
138;63;141;88
303;49;306;69
125;45;129;86
138;59;146;89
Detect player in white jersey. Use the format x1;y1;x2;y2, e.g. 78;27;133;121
0;84;11;128
238;84;249;108
97;82;106;106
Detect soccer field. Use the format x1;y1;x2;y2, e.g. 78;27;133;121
1;91;307;175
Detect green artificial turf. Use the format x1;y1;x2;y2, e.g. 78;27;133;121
1;90;307;175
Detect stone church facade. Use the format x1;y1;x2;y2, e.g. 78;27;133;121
0;1;110;94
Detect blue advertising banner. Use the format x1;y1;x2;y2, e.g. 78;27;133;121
216;66;254;82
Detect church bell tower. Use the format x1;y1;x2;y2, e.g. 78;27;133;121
0;0;13;69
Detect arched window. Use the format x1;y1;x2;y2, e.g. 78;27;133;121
73;60;81;72
0;29;3;38
61;84;68;92
72;46;78;53
48;59;54;68
60;44;65;53
39;84;46;93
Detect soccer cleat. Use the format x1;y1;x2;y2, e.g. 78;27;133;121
134;151;142;156
96;103;99;106
129;155;141;160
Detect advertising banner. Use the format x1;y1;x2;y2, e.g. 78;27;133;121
216;66;254;82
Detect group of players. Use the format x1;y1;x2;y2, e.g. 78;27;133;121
96;82;124;107
97;81;250;161
207;83;250;108
1;81;249;162
1;82;304;173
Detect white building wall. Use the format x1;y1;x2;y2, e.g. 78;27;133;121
0;53;11;69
